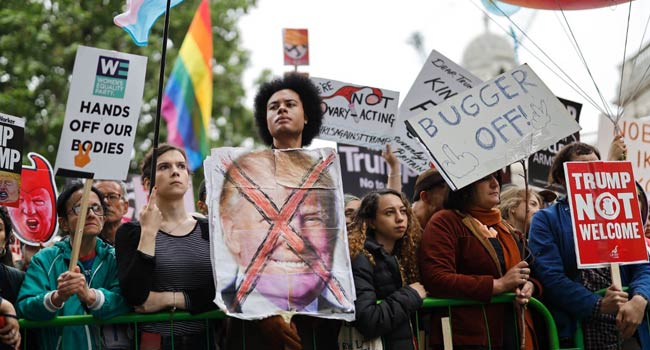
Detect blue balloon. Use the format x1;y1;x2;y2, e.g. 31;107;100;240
481;0;521;16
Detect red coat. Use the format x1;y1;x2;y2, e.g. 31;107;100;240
419;209;538;350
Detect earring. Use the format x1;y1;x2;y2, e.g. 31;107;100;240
304;119;308;125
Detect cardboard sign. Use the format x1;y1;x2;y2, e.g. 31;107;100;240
337;143;418;199
205;147;355;321
313;77;399;150
527;97;582;193
54;45;147;180
565;161;648;267
396;50;482;173
283;28;309;66
0;113;25;207
405;64;581;191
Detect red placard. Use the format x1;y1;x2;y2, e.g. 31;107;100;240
565;161;649;267
283;28;309;66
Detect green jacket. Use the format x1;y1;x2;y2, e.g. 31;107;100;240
17;237;130;350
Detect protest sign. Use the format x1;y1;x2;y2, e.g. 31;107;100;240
527;97;582;193
405;64;581;191
598;115;650;193
283;28;309;66
396;50;482;173
564;161;648;267
0;113;25;208
8;153;58;246
337;143;418;199
313;77;399;150
205;147;355;321
54;45;147;180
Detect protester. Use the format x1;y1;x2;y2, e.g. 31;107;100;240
196;180;208;216
347;189;425;349
94;180;128;246
115;144;217;349
411;168;448;229
224;73;336;350
498;186;543;236
0;208;22;350
17;183;129;349
419;171;539;350
0;208;16;268
529;142;650;349
344;194;361;227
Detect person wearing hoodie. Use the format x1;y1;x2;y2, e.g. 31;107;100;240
17;183;129;350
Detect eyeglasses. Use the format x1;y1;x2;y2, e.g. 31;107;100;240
103;193;123;203
68;204;105;217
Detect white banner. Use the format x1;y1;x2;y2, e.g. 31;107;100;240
396;50;482;173
313;77;398;150
54;45;147;180
406;64;581;191
205;147;355;321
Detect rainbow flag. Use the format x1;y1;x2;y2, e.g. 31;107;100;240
114;0;185;47
161;0;212;170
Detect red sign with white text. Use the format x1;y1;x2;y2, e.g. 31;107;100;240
565;161;649;267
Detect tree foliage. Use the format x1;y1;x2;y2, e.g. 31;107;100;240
0;0;258;179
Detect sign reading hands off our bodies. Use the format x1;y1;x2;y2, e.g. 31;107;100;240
396;50;482;173
313;77;399;150
54;46;147;180
405;64;581;191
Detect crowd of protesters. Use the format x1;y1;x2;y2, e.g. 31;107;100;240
0;73;648;350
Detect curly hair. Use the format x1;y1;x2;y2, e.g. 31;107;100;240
253;73;324;147
348;189;421;284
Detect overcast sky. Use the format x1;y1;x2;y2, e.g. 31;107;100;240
238;0;650;138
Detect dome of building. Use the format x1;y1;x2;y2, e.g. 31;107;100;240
462;31;516;81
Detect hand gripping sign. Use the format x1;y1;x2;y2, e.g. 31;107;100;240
564;161;649;268
205;147;355;321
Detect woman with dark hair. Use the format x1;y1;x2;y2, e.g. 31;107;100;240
0;207;23;350
347;189;425;350
115;143;217;349
529;141;650;349
0;208;15;268
419;171;538;350
17;182;129;349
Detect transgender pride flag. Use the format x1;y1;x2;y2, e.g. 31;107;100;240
114;0;184;47
161;0;212;170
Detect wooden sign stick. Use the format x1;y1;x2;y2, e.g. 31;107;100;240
68;179;94;271
611;262;622;290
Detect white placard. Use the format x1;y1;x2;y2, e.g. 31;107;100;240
312;77;399;150
54;45;147;180
405;64;581;191
395;50;482;173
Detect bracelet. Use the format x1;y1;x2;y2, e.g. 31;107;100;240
388;173;401;177
171;292;177;312
2;314;18;319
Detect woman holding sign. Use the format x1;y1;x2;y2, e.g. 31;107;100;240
115;144;217;350
419;171;539;350
17;183;129;349
529;142;650;349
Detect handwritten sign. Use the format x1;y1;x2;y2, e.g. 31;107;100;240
283;28;309;66
0;113;24;208
396;50;482;173
54;45;147;180
405;64;581;191
565;161;648;267
313;77;399;150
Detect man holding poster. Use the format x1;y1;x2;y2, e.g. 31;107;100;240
529;142;650;349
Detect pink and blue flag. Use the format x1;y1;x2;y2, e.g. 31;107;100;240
114;0;184;47
161;0;212;171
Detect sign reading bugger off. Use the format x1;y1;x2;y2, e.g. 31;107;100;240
565;161;649;268
55;45;147;180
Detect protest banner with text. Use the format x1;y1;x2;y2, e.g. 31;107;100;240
54;45;147;180
405;64;581;191
564;161;648;267
396;50;482;173
313;77;399;150
0;113;25;208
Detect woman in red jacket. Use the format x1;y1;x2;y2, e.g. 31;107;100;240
419;171;539;350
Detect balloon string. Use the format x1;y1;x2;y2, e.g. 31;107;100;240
614;1;634;123
467;0;609;116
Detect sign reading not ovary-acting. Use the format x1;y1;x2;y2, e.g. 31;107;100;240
54;45;147;180
0;113;25;208
313;77;399;150
405;64;581;191
396;50;482;174
564;161;648;267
